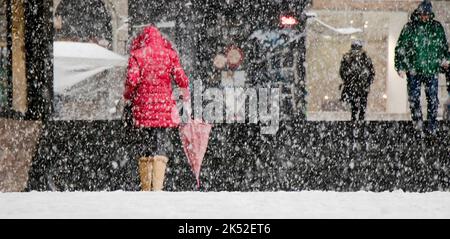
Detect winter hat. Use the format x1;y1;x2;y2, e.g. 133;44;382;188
417;0;432;15
351;40;364;49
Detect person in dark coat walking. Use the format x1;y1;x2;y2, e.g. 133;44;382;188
124;26;191;191
339;40;375;121
395;0;450;135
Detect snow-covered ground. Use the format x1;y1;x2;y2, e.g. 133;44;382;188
1;191;450;219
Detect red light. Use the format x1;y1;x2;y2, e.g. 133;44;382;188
281;16;298;26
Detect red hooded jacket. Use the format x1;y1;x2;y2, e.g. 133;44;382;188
124;26;190;128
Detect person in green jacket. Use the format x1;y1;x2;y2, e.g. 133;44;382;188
395;0;450;135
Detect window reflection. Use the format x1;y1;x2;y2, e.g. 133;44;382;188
52;0;127;120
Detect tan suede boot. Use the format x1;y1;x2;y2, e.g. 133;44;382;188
152;155;169;191
138;157;153;191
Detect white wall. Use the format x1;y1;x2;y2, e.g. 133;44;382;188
387;12;409;115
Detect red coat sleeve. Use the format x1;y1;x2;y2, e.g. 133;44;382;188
124;56;140;101
170;50;190;101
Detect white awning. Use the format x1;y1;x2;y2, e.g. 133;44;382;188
53;41;127;94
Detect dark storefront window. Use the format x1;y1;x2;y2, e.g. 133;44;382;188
130;0;309;125
54;0;112;48
190;1;308;122
51;0;309;122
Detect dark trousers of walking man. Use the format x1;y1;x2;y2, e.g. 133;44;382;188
406;73;439;131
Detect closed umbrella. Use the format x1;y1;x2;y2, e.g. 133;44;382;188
179;119;212;189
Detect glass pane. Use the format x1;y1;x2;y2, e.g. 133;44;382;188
50;1;450;122
306;5;450;121
52;0;127;120
306;11;390;120
130;0;308;125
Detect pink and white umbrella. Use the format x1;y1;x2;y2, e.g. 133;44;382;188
179;119;212;189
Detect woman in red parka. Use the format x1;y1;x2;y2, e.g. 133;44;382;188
124;26;190;191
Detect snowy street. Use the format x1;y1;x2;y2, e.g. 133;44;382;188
1;191;450;219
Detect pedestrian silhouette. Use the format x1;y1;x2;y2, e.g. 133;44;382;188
339;40;375;122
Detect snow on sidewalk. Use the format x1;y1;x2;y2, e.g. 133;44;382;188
1;191;449;219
